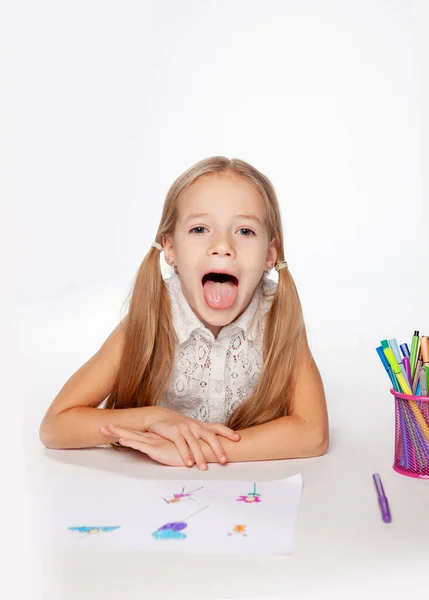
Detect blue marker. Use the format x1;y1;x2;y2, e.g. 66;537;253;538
400;343;410;359
376;346;395;388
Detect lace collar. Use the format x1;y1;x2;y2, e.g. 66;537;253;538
164;273;276;345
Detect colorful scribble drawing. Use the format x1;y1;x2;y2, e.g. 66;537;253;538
237;483;261;503
68;526;120;537
152;505;209;540
228;524;248;537
162;486;203;504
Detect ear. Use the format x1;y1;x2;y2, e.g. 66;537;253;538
162;234;174;265
266;238;277;268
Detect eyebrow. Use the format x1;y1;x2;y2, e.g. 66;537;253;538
184;213;262;225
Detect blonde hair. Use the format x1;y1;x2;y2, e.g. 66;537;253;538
105;157;306;429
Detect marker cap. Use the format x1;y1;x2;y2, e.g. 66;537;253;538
384;348;400;374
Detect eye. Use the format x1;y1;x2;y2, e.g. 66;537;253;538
237;228;255;236
189;226;207;235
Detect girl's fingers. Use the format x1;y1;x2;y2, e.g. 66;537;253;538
204;423;241;441
106;425;195;467
104;425;164;439
200;431;228;464
119;438;185;467
182;432;208;471
144;432;165;440
102;426;159;448
170;434;195;467
118;438;152;454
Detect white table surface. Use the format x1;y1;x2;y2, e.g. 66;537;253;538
26;425;429;600
14;281;429;600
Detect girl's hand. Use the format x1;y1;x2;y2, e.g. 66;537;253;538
100;412;240;470
146;413;240;470
114;430;190;467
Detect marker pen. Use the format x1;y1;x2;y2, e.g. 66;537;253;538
412;347;423;394
389;339;407;383
403;357;412;387
410;330;420;379
420;336;429;366
400;343;410;359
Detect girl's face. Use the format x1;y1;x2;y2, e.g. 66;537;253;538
163;173;277;338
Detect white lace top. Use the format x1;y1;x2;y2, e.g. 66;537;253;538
159;273;277;424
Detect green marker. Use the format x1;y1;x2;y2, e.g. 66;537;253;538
383;348;412;394
412;348;423;393
380;340;390;350
389;366;400;392
410;331;420;379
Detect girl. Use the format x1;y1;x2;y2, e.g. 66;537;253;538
40;156;328;470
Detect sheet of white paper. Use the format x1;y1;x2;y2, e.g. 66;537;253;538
37;473;303;555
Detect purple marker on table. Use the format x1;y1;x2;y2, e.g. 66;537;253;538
372;473;391;523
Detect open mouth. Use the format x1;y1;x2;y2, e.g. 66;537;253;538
202;272;239;286
201;272;239;309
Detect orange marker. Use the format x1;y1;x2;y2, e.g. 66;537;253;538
421;336;429;366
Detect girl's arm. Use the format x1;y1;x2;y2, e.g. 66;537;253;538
199;344;329;462
39;318;149;449
39;319;239;468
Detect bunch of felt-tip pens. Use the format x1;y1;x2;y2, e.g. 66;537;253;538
376;332;429;474
376;332;429;397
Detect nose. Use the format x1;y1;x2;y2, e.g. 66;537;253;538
208;232;236;258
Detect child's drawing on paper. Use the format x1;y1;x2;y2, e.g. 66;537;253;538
152;521;187;540
228;524;248;537
44;474;303;554
162;486;203;504
68;526;120;537
152;505;209;540
237;483;261;503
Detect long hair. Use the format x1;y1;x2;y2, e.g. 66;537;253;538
105;157;306;429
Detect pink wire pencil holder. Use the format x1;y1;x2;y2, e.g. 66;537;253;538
390;389;429;479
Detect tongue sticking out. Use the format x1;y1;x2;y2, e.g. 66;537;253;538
203;280;238;309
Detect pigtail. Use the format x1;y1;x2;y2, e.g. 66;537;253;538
227;265;306;430
105;246;175;410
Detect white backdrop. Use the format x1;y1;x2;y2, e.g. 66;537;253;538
3;1;429;598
